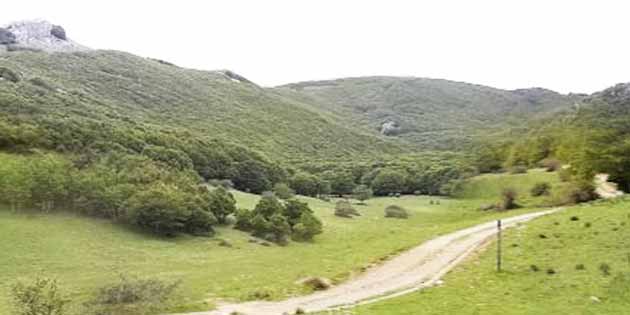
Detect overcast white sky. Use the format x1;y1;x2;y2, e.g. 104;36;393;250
2;0;629;93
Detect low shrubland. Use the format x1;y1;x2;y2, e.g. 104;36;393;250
384;205;409;219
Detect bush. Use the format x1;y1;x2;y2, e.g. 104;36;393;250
11;278;69;315
283;199;312;226
128;184;216;236
289;172;320;197
560;181;598;204
297;277;332;291
237;196;323;243
323;171;356;196
234;208;253;230
499;188;519;210
207;186;237;224
334;200;360;218
530;182;552;197
371;169;407;196
273;183;295;200
85;275;179;315
292;212;323;241
384;205;409;219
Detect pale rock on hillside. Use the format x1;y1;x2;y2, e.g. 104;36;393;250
0;20;90;53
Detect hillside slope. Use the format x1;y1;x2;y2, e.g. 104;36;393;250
278;77;578;150
0;50;403;161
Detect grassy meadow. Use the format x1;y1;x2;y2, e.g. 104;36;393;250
0;170;561;313
327;198;630;315
454;168;569;207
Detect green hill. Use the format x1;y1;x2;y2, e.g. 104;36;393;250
277;77;578;150
0;50;403;162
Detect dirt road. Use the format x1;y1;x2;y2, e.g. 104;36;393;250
184;209;558;315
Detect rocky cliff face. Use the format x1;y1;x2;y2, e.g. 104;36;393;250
0;20;89;53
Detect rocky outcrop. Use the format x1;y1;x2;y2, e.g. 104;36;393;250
0;27;16;44
50;25;66;40
220;70;253;84
380;120;402;136
1;20;89;53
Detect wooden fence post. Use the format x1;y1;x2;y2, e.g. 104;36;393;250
497;219;502;272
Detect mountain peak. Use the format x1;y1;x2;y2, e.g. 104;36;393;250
0;19;90;53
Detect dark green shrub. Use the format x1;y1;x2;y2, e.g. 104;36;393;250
334;200;360;218
289;172;320;197
85;275;179;315
531;182;551;197
207;186;237;224
283;199;312;227
384;205;409;219
292;212;323;242
128;184;214;237
267;213;291;245
253;194;284;218
599;263;611;276
323;171;356;196
238;195;323;244
372;169;407;196
11;278;69;315
234;208;253;230
561;181;597;204
575;264;586;270
499;188;519;210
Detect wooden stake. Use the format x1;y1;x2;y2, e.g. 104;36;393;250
497;219;502;272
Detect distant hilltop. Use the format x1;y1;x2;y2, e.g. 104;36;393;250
0;19;90;53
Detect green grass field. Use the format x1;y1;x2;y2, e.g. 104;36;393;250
454;168;568;207
332;197;630;315
0;170;564;314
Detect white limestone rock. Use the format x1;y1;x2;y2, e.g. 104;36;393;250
1;19;90;53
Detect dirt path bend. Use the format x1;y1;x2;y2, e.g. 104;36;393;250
184;209;559;315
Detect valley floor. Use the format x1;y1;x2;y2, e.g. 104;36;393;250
0;195;547;314
190;210;557;315
0;169;591;314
